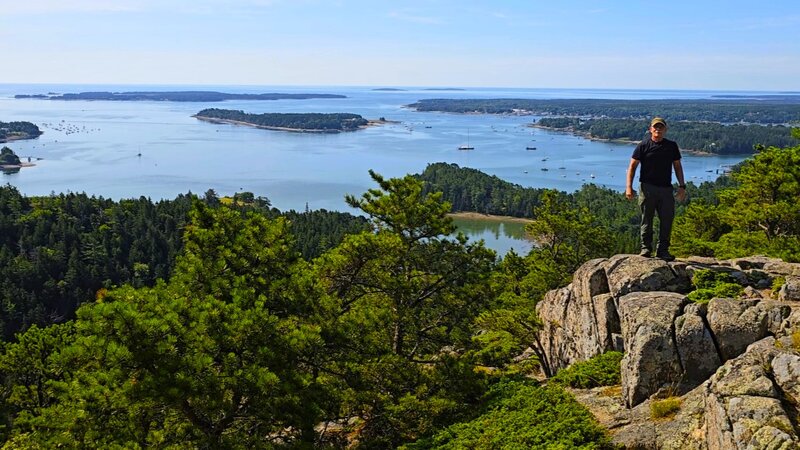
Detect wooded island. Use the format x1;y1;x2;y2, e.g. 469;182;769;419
194;108;372;132
0;121;42;143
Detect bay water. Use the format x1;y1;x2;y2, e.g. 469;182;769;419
0;84;754;254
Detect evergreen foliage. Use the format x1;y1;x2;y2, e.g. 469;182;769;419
409;97;800;124
402;380;614;450
196;108;368;131
3;204;328;448
3;138;798;447
0;186;367;341
417;162;544;217
550;351;623;389
673;141;800;261
313;171;498;447
0;122;42;142
686;269;744;304
475;191;617;378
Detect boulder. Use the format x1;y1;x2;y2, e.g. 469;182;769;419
535;287;575;374
674;303;721;385
779;276;800;302
706;299;791;361
619;291;688;407
762;260;800;277
572;257;609;300
605;255;688;298
704;338;798;450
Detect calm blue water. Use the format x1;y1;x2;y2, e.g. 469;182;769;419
0;84;755;253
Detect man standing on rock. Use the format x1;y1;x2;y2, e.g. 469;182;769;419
625;117;687;261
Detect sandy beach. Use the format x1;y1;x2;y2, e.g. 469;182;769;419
448;212;533;224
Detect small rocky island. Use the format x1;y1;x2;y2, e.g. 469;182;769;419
194;108;376;133
15;91;346;102
0;121;43;143
1;147;35;173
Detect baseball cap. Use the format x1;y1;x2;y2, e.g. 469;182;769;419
650;117;667;127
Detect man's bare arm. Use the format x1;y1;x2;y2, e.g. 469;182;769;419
625;158;639;200
674;159;687;201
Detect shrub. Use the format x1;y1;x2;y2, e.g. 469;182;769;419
688;270;744;304
402;380;614;449
691;269;719;289
773;276;787;293
550;351;623;389
687;288;715;304
714;282;744;298
650;397;681;419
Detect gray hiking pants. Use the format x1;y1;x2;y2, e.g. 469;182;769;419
638;182;675;254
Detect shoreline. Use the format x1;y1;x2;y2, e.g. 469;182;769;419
529;124;720;156
0;134;43;144
194;115;388;133
448;212;533;224
1;162;36;170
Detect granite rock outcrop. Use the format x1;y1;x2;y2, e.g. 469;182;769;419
535;255;800;448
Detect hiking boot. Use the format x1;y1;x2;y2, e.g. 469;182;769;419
639;249;652;257
657;252;675;262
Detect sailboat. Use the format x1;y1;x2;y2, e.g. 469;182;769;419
458;129;474;150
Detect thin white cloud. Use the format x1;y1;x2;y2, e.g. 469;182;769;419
0;0;147;14
388;11;443;25
0;0;287;15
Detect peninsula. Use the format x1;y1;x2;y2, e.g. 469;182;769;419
0;121;43;143
533;117;795;155
406;98;800;124
15;91;346;102
194;108;373;133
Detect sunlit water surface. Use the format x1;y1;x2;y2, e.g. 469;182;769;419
0;84;755;254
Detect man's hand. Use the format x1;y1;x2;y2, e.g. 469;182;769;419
676;187;687;202
625;187;635;200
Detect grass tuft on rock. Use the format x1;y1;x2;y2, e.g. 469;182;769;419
650;397;682;419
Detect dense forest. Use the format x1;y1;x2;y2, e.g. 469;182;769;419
0;187;366;341
417;162;544;217
408;98;800;124
1;133;798;448
15;91;346;102
536;117;796;154
0;121;42;142
195;108;370;132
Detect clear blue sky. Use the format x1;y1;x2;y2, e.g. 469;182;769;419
2;0;798;90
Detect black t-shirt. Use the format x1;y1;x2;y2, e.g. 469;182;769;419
632;138;681;187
